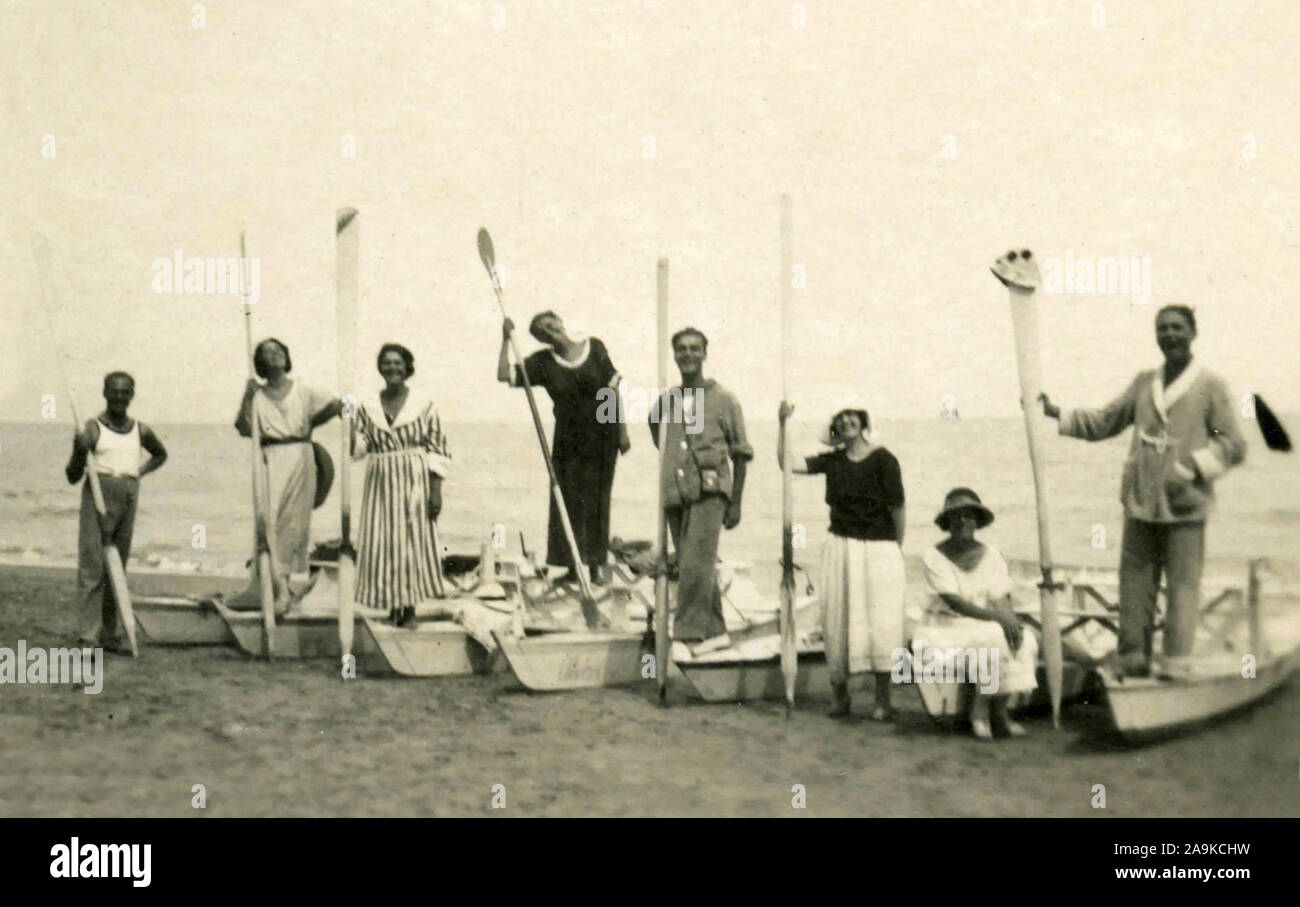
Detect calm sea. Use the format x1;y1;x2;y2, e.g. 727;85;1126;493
3;418;1298;590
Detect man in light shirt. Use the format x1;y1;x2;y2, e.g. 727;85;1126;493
65;372;168;652
648;328;752;646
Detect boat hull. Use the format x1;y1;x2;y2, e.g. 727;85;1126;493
358;617;502;677
492;629;650;691
134;596;236;646
218;606;348;659
676;651;968;716
676;649;1090;715
1101;642;1300;739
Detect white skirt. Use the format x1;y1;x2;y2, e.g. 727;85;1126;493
911;617;1039;695
820;535;905;679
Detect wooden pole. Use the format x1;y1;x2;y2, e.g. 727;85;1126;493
994;250;1064;727
240;231;277;659
655;258;671;703
779;194;797;716
335;209;359;659
476;229;601;629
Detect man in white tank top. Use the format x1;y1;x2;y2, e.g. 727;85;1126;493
65;372;168;651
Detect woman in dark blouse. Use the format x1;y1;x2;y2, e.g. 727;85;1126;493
778;403;906;720
497;311;631;583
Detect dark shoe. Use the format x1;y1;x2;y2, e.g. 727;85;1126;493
827;682;851;718
1117;652;1151;678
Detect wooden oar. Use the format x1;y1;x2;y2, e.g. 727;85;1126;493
475;228;602;630
335;208;360;660
778;194;797;717
655;258;672;703
240;231;277;659
32;234;139;657
991;248;1064;727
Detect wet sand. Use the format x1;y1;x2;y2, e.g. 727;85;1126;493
1;565;1297;817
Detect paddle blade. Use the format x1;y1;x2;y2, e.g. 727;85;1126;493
258;551;276;659
105;545;138;657
477;227;496;270
990;248;1041;291
1253;394;1292;452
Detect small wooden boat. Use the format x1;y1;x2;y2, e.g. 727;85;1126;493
1098;559;1300;739
357;617;503;677
493;567;818;692
211;598;352;659
675;564;1121;709
676;643;981;717
134;595;236;646
492;628;652;690
1099;641;1300;739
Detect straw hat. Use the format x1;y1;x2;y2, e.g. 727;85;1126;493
933;487;994;531
820;407;872;447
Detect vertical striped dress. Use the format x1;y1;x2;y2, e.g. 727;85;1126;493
353;389;452;612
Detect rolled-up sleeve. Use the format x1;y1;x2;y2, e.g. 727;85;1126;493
1190;375;1247;481
511;352;548;389
423;407;453;478
1059;374;1141;441
722;392;753;460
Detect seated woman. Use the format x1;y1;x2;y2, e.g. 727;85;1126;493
353;343;452;626
917;488;1038;739
234;338;342;613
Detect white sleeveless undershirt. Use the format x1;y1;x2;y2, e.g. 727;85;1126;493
94;419;141;478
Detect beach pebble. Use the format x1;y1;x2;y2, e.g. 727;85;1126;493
218;721;257;739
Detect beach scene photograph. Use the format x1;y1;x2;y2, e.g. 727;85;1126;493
3;0;1299;828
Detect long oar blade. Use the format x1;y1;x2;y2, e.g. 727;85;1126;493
993;247;1063;727
239;230;275;658
336;208;360;660
477;227;495;269
779;194;797;716
655;258;671;703
1253;394;1292;452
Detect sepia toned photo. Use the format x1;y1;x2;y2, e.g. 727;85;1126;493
2;0;1298;845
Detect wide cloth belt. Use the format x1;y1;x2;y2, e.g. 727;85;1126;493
260;435;310;447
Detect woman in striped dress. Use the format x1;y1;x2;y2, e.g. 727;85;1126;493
353;343;452;626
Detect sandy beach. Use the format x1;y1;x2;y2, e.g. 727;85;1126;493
2;563;1297;818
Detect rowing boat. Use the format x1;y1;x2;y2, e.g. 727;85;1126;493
492;563;817;692
674;564;1115;708
358;617;502;677
134;595;235;646
1097;559;1300;739
1099;640;1300;739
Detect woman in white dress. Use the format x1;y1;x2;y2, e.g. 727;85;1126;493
234;338;342;613
917;488;1038;739
353;343;452;626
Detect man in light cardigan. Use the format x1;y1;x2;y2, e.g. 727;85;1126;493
1041;305;1247;677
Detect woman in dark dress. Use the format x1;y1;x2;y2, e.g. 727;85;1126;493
497;311;631;583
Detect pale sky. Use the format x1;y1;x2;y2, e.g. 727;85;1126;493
3;0;1298;426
